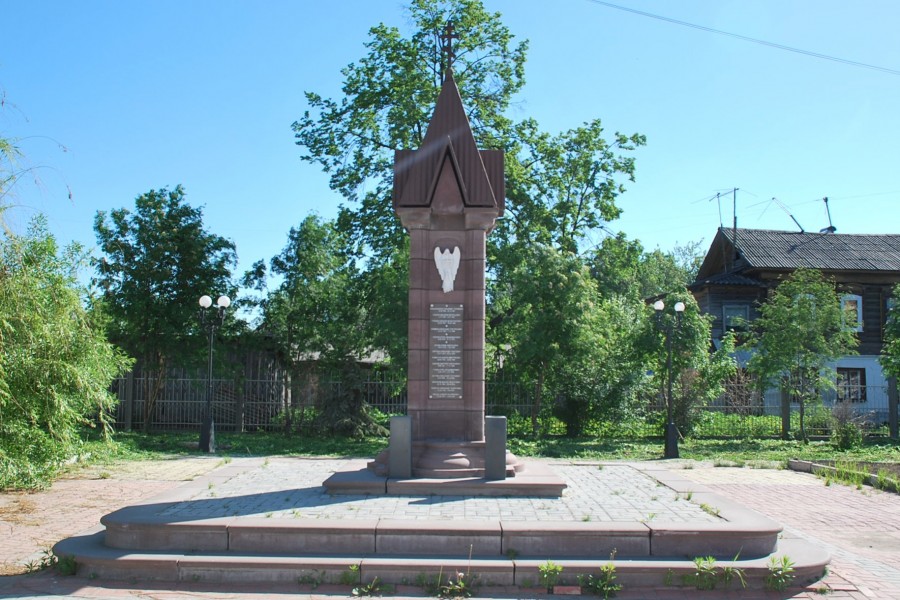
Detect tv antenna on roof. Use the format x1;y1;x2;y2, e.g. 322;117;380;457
772;198;805;232
820;197;837;233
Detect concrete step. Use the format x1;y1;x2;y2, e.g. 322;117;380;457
55;531;828;591
97;510;782;559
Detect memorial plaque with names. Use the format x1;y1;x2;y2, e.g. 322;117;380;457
429;303;464;399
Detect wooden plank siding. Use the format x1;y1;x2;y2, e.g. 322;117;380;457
692;227;900;355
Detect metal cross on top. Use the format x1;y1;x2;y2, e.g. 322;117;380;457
441;20;460;73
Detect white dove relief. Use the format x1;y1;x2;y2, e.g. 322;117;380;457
434;246;461;293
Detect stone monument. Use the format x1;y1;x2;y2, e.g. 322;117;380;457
326;25;564;495
384;62;517;478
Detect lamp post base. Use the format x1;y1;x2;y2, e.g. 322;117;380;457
199;415;216;453
664;422;679;459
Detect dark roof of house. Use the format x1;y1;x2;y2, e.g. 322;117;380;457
708;227;900;274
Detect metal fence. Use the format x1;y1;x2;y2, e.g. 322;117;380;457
112;375;898;439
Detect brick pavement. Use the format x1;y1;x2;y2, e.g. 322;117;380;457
681;465;900;599
0;457;221;576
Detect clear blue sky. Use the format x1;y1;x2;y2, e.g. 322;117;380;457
2;0;899;281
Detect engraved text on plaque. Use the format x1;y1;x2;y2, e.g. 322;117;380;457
429;303;464;399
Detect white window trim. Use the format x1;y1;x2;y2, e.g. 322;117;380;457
841;294;863;332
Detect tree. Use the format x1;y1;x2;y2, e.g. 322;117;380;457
588;235;704;300
881;284;900;378
293;0;645;370
490;245;650;436
295;0;527;264
747;269;859;441
0;216;131;489
646;291;736;436
243;215;386;437
93;186;236;431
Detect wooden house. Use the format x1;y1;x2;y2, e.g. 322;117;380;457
690;227;900;422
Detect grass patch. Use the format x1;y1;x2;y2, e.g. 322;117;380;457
510;436;900;464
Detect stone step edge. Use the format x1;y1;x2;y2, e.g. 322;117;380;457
100;514;781;559
55;533;827;591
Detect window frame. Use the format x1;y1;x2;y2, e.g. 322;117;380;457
722;303;750;332
836;367;867;403
841;294;863;332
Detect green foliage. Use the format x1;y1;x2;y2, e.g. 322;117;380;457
880;283;900;380
589;235;704;300
243;215;387;437
681;555;746;591
747;269;859;441
93;186;236;431
353;576;388;596
244;215;358;360
538;560;563;591
24;549;74;574
340;563;362;586
832;421;864;450
293;0;645;380
578;564;622;598
491;246;651;436
438;570;476;598
294;0;528;264
647;291;737;436
682;556;718;590
0;217;131;489
765;555;796;591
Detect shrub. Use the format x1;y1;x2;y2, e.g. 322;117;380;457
0;217;131;489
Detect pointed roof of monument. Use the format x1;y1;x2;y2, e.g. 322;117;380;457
393;70;504;214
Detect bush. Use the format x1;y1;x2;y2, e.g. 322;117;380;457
0;217;131;489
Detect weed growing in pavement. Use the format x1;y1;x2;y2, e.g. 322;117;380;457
699;503;720;517
438;570;477;598
353;576;390;596
340;564;361;586
875;468;900;492
56;553;77;576
297;569;325;589
578;564;621;598
680;554;745;591
683;556;719;590
437;544;478;598
720;554;747;589
538;560;563;591
578;552;622;598
24;549;57;573
765;555;796;591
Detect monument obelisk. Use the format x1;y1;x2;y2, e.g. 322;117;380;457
328;25;563;494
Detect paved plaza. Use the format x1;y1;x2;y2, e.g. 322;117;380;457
153;458;719;524
1;456;899;599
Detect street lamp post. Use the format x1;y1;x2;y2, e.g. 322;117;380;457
654;299;685;459
198;294;230;453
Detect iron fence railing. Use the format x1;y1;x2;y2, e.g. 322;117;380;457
112;376;897;439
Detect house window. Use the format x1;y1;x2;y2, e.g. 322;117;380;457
841;294;863;332
837;367;866;403
722;304;750;331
